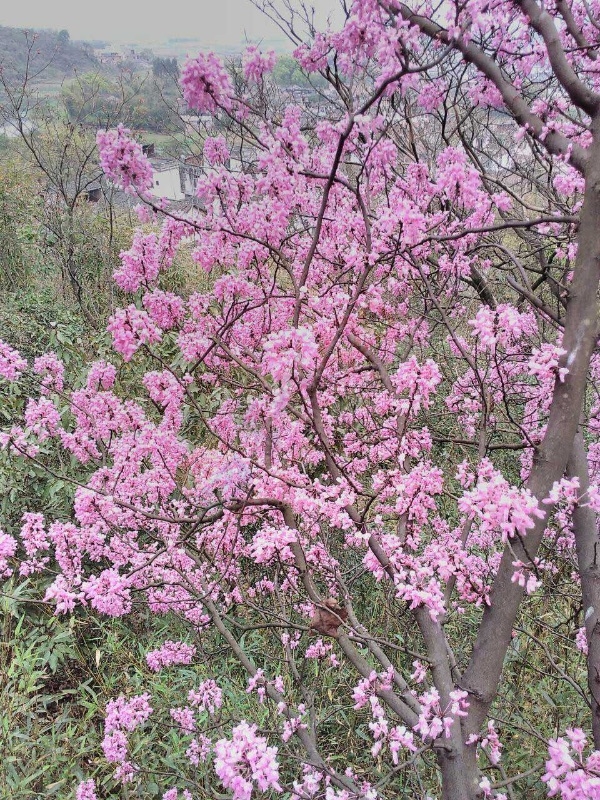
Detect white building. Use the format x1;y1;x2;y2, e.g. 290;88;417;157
149;157;184;202
180;155;204;198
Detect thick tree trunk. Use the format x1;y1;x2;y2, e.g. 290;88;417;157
459;113;600;754
567;431;600;748
437;749;473;800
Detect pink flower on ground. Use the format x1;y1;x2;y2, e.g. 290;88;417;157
34;352;64;393
188;679;223;714
105;693;153;733
0;340;27;381
76;779;98;800
0;531;17;577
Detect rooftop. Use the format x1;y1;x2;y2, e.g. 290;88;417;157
149;156;180;172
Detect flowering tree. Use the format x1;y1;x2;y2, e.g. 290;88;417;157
2;1;600;798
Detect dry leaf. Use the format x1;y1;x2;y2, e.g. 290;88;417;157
310;598;348;638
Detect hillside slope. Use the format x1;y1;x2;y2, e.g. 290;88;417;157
0;27;98;86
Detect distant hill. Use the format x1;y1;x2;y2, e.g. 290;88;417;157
0;26;98;86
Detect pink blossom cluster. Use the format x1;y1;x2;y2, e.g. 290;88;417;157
249;525;297;565
105;693;153;733
466;719;503;766
0;340;27;381
247;668;267;703
242;46;277;82
107;305;162;361
304;638;339;666
352;667;393;710
188;679;223;714
478;776;507;799
86;360;117;391
469;305;537;351
19;512;49;575
96;125;153;194
162;790;193;800
114;231;161;292
213;722;282;800
528;344;569;384
203;135;230;166
44;575;79;614
0;530;17;577
101;693;152;783
413;687;469;740
575;627;588;655
510;559;542;595
143;289;185;330
82;568;132;616
146;640;197;671
181;52;232;113
170;705;196;732
75;779;98;800
459;461;545;544
542;730;600;798
33;352;65;393
186;733;213;766
368;695;416;763
281;704;308;742
24;397;60;441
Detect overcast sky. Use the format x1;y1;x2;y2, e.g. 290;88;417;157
0;0;339;48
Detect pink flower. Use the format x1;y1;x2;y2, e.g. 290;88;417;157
170;706;196;732
249;525;296;565
0;340;26;381
105;693;153;733
528;344;568;384
76;779;98;800
187;734;213;765
214;722;281;800
146;640;197;671
188;680;223;714
576;627;589;655
34;352;64;393
242;46;276;81
83;569;132;616
97;125;153;194
20;512;48;556
114;231;161;292
86;360;117;391
0;530;17;577
181;52;232;113
542;730;600;797
44;575;79;614
107;305;162;361
204;135;230;166
143;290;185;330
24;397;61;441
102;729;129;763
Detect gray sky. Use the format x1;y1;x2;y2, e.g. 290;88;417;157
0;0;339;49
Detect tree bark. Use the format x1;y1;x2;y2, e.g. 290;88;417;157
567;431;600;748
460;110;600;752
